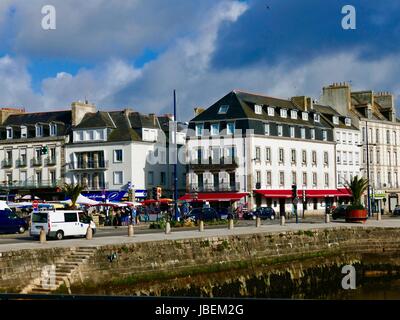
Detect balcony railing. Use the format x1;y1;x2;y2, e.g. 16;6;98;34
188;157;239;170
187;182;240;193
0;179;62;189
31;157;43;167
45;157;57;166
69;160;109;170
1;159;13;168
84;182;109;191
16;158;27;167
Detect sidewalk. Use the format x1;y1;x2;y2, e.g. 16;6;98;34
1;219;400;253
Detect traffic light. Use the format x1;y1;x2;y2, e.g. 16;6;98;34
152;187;157;200
40;146;48;155
291;184;297;199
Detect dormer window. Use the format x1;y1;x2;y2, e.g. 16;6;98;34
345;118;352;126
291;110;297;119
21;126;27;138
218;105;229;114
302;112;308;121
267;107;275;116
280;109;287;118
49;123;57;136
254;104;262;115
6;127;13;139
314;113;320;122
35;124;43;137
332;116;339;125
195;123;204;137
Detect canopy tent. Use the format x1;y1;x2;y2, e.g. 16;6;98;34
124;201;142;207
20;195;41;200
141;199;173;206
63;194;100;206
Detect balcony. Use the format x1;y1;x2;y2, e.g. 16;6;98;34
187;182;240;193
69;160;109;170
84;182;110;191
188;157;239;171
31;157;43;167
16;158;27;167
0;179;62;190
1;159;13;168
45;157;57;166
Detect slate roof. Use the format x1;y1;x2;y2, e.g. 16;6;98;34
2;110;71;127
75;111;115;129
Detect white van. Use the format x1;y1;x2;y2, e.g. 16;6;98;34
30;210;96;240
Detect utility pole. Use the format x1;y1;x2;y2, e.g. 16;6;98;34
173;90;178;221
365;121;372;218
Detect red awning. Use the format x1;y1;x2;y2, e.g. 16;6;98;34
179;192;248;202
254;188;352;198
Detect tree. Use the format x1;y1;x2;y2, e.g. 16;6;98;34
62;183;85;209
345;176;369;209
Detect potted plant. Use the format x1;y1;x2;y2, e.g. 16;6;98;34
345;176;369;223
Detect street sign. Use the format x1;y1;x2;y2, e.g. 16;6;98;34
33;200;39;212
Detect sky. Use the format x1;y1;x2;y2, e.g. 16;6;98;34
0;0;400;121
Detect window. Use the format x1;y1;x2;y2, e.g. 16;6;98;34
6;127;12;139
265;147;271;162
343;151;347;164
369;128;372;143
256;171;261;184
279;148;284;163
267;107;275;116
349;152;353;165
113;171;123;185
64;212;77;222
278;125;283;137
35;170;42;184
49;170;56;184
394;131;397;145
21;126;27;138
210;123;219;135
314;113;320;122
348;133;352;144
5;150;12;162
76;131;84;141
336;132;341;143
387;130;390;144
322;130;327;141
88;130;94;140
376;150;380;164
255;147;261;161
324;152;329;165
345;118;351;126
312;151;317;165
302;112;308;121
114;150;123;162
291;110;297;119
218;105;229;114
302;172;307;186
160;172;166;185
292;172;297;185
342;132;346;144
226;122;235;135
324;173;329;187
195;123;204;136
290;126;295;138
337;151;341;164
280;109;287;118
300;128;305;139
291;149;296;164
338;171;342;186
395;151;398;166
279;172;285;186
332;116;339;125
302;150;307;164
254;104;262;114
36;124;43;137
266;171;272;186
388;151;392;166
98;129;105;140
49;123;57;136
376;129;379;143
264;123;270;135
148;171;154;185
310;129;315;140
355;152;359;165
354;134;359;144
312;172;317;186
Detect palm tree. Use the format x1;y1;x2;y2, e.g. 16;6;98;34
62;183;86;209
345;176;369;209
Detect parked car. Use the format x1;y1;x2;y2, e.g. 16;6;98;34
253;207;276;220
187;208;220;222
0;201;29;234
393;205;400;216
30;210;96;240
331;204;349;220
243;211;256;220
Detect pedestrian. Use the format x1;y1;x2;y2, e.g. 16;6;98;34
131;206;137;225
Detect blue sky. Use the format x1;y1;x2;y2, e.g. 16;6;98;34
0;0;400;120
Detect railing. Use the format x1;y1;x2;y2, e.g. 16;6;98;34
0;179;62;189
31;157;42;167
84;182;109;191
16;158;27;167
69;160;109;170
188;157;239;170
187;182;240;193
1;159;13;168
45;157;57;166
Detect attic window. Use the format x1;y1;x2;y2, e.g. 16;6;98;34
291;110;297;119
280;109;287;118
332;116;339;125
345;118;351;126
267;107;275;116
49;123;57;136
254;104;262;115
314;113;320;122
302;112;308;121
21;126;27;138
6;127;13;139
35;124;43;137
218;105;229;114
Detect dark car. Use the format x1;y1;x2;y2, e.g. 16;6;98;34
0;208;29;234
393;205;400;216
253;207;276;220
331;205;349;220
187;208;220;222
243;211;256;220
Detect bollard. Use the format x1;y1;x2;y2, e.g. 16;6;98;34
325;214;330;223
377;211;382;221
280;215;285;226
86;226;93;240
39;228;46;243
128;224;134;237
165;222;171;234
199;220;204;232
256;216;261;228
228;219;234;230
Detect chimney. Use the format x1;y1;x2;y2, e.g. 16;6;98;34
374;91;395;122
123;108;133;117
71;100;96;126
291;96;314;111
194;107;205;116
319;82;352;115
0;107;26;124
149;113;157;126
